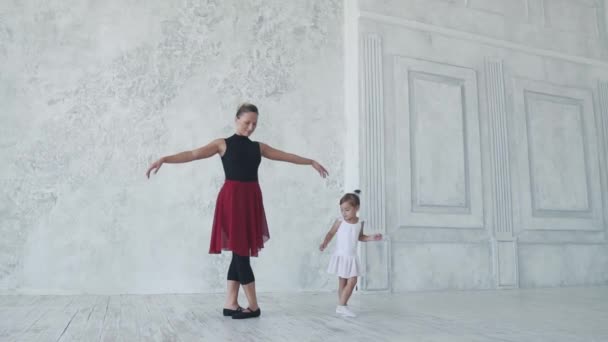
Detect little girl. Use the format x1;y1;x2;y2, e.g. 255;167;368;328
319;190;382;317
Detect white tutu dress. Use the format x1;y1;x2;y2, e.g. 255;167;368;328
327;218;363;278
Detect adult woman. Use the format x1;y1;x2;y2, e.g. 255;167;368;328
146;103;328;319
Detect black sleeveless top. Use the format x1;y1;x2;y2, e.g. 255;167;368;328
221;134;261;182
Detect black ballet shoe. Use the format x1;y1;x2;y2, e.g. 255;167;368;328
222;306;243;316
232;307;261;319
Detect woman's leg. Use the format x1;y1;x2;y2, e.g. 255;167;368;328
234;253;259;312
224;281;240;309
224;253;241;309
241;282;259;312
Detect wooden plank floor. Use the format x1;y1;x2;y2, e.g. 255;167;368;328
1;287;607;341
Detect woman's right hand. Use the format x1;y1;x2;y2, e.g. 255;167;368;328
146;158;164;178
319;242;327;252
312;160;329;178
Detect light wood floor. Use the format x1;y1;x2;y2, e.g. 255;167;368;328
1;287;607;341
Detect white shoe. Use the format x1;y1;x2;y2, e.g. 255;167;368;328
335;305;357;317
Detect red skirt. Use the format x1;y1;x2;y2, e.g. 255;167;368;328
209;180;269;257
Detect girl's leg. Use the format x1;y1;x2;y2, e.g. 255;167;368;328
338;277;347;301
338;277;357;306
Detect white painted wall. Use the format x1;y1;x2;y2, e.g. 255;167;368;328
0;0;344;294
356;0;608;291
3;0;608;295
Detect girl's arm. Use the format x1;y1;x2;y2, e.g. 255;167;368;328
358;221;383;242
259;142;329;178
319;220;341;251
146;139;225;178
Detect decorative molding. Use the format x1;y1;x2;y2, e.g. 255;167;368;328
543;0;602;38
360;33;390;292
540;0;547;27
512;78;603;231
485;58;514;238
486;58;519;289
409;72;471;214
518;241;608;246
361;239;391;292
467;0;528;17
525;0;548;28
598;80;608;229
492;238;519;288
394;56;484;229
360;33;386;234
523;91;593;216
596;0;608;44
359;10;608;68
598;80;608;165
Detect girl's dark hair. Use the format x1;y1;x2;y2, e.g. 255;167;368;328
340;189;361;207
236;103;259;118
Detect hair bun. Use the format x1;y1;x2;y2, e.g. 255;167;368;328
353;189;361;194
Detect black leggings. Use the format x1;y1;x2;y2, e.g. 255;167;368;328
227;252;255;285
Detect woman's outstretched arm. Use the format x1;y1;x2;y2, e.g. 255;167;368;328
146;139;224;178
259;142;329;178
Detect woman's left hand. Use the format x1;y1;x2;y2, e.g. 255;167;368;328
312;160;329;178
373;234;383;241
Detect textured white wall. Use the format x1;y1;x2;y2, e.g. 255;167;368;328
358;0;608;292
0;0;344;294
4;0;608;295
359;0;608;59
